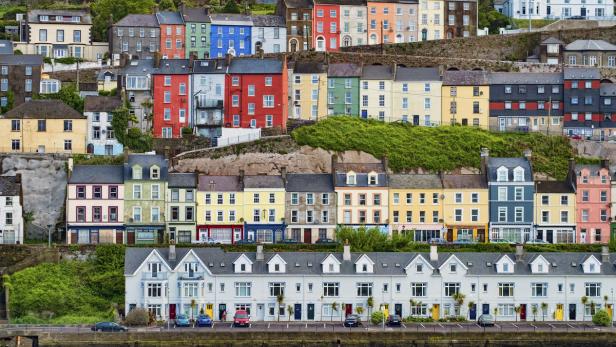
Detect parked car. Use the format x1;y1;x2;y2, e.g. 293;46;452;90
91;322;128;332
343;314;362;327
235;239;256;245
429;238;448;244
570;134;582;140
174;314;191;327
315;238;337;245
453;239;476;245
196;314;213;327
386;314;402;327
233;310;250;327
525;239;549;244
478;314;495;327
280;238;300;244
490;239;513;244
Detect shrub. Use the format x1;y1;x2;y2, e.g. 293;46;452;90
371;311;385;325
182;127;193;136
125;308;150;326
592;309;611;326
403;316;434;322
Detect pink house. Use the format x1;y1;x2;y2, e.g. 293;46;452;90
576;162;611;243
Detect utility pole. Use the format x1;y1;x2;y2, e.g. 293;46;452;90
546;96;552;135
380;21;384;55
528;0;532;32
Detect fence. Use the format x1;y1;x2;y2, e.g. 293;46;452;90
215;132;261;147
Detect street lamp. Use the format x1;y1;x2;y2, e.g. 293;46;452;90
47;224;52;247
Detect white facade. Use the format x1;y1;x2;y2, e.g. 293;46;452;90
497;0;615;20
190;71;225;130
339;5;368;48
0;182;23;244
125;244;616;322
85;110;124;156
252;26;287;54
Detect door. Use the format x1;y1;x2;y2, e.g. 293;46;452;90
477;229;486;243
569;303;576;321
206;304;213;319
482;304;490;315
303;229;312;243
608;304;613;320
581;7;587;16
115;231;123;244
233;228;242;243
556;304;564;321
383;304;389;318
547;230;554;244
256;304;265;321
431;304;439;320
413;115;420;125
105;145;113;156
294;304;302;320
307;304;315;320
581;231;587;243
345;304;353;317
127;231;135;244
446;229;454;242
169;304;176;320
361;110;368;119
520;304;527;321
469;303;477;320
499;118;506;132
219;304;227;321
394;304;402;317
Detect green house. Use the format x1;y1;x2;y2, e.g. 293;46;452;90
326;63;361;116
182;7;211;59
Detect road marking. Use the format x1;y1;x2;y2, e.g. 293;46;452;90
567;323;574;329
438;323;444;329
511;323;518;329
548;323;555;329
305;323;308;329
402;323;407;328
286;323;289;329
230;323;234;328
267;323;270;329
420;323;425;329
457;324;463;329
494;324;500;329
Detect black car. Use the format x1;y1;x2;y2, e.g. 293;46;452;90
91;322;128;332
280;238;300;244
343;314;362;327
315;238;338;245
235;239;256;245
386;314;402;327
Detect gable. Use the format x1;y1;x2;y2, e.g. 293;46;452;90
132;249;172;276
355;254;374;273
495;255;515;273
267;254;287;273
582;255;601;273
174;249;211;275
439;254;468;274
233;253;253;273
321;253;341;273
405;254;434;274
530;255;550;274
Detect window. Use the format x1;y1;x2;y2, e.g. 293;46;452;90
64;120;72;132
585;282;601;297
411;282;427;297
514;187;524;201
498;283;514;297
444;282;460;296
323;282;339;296
64;140;72;151
269;282;285;297
147;283;162;297
532;283;547;297
235;282;252;297
356;282;373;296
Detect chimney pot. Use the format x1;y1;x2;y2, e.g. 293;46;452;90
343;241;351;261
602;245;610;263
256;244;264;261
169;242;176;261
515;243;524;262
429;244;438;262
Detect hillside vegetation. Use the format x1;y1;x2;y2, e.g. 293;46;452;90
292;117;588;180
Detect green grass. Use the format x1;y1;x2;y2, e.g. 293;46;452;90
291;116;594;180
512;18;557;29
250;4;275;15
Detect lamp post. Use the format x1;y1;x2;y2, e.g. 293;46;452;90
47;223;52;247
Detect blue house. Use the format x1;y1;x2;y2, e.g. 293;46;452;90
485;149;535;243
209;14;253;58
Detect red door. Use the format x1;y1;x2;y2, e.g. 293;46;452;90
127;231;135;245
303;229;312;243
520;304;527;321
115;231;124;244
345;304;353;317
169;304;176;320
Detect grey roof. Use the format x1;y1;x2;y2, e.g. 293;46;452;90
0;175;21;196
294;61;327;74
156;11;184;25
97;70;117;81
541;37;564;45
209;13;253;25
228;58;283;74
488;72;563;85
154;59;190;74
125;247;616;276
575;164;609;176
563;67;601;80
198;175;242;192
282;0;313;8
244;175;285;189
442;174;487;189
361;65;394;80
122;59;155;75
394;67;440;82
168;173;197;188
328;63;361;77
3;100;84;119
181;8;211;23
487;157;533;182
84;96;123;112
192;59;228;73
286;174;334;192
251;15;285;27
68;165;124;184
535;180;574;193
565;39;616;51
389;174;441;189
443;70;489;86
335;172;388;187
114;14;158;27
0;54;43;65
28;9;91;24
0;40;13;54
601;83;616;96
124;154;168;181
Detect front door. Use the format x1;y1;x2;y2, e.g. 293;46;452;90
520;304;527;321
127;231;135;244
446;229;454;242
499;118;506;132
257;304;265;321
556;304;564;321
206;304;213;319
233;228;242;243
105;145;113;155
169;304;176;320
546;230;554;244
607;304;613;320
581;7;587;16
345;304;353;317
413;115;420;125
383;304;389;318
307;304;315;320
482;304;490;315
469;303;477;320
303;229;312;243
569;303;576;321
219;304;227;320
477;229;486;243
395;304;402;317
294;304;302;320
431;304;439;320
115;231;123;244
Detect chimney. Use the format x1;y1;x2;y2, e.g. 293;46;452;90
429;244;438;262
523;149;532;162
602;245;610;263
15;173;21;184
204;5;211;15
601;159;609;169
256;244;264;261
239;169;245;189
226;53;232;67
382;155;389;172
343;240;351;261
153;52;161;68
189;52;196;68
280;166;287;185
67;157;74;176
331;154;337;185
480;147;489;174
169;242;176;261
515;243;524;262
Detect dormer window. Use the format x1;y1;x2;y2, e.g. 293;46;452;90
151;166;160;180
513;167;524;182
346;173;356;185
368;172;378;185
538;263;543;272
503;263;509;272
274;264;280;271
241;264;246;271
362;264;367;272
590;263;595;272
328;263;334;271
416;263;423;272
497;167;508;182
449;263;457;272
132;165;142;180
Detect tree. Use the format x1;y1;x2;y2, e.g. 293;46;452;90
276;294;284;322
331;302;338;322
451;292;465;316
190;299;197;321
222;0;241;13
514;305;521;322
593;309;611;326
581;296;589;322
367;296;374;317
541;302;548;321
287;305;293;321
91;0;156;42
159;0;176;11
370;311;385;325
477;0;512;34
2;274;11;323
531;305;538;321
36;84;83;113
1;90;14;113
111;106;152;152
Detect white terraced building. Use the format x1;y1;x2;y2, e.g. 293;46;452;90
125;244;616;322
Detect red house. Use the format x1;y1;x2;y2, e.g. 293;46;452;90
312;1;340;52
225;57;288;130
152;59;191;138
156;12;186;59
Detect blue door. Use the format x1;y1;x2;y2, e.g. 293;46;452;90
482;304;490;315
469;304;477;320
361;110;368;119
294;304;302;320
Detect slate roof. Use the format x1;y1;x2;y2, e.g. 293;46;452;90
153;59;191;74
97;70;117;82
181;8;211;23
84;96;123;112
486;157;533;182
28;9;91;24
168;173;197;188
243;175;285;189
286;173;334;192
442;70;489;86
488;72;563;85
335;172;388;187
209;13;253;25
0;40;13;54
361;65;394;80
315;0;364;4
68;165;124;184
156;11;184;25
442;174;487;189
198;175;242;192
251;15;285;27
192;59;228;73
565;39;616;51
389;174;442;189
124;154;168;180
541;37;564;45
0;176;21;196
601;83;616;96
3;100;84;119
228;58;283;74
294;61;327;74
394;67;440;82
114;14;158;27
282;0;313;9
563;67;601;80
0;54;43;65
125;247;616;276
122;59;155;74
575;164;608;176
535;180;574;193
328;63;361;77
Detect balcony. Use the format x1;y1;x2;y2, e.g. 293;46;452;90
196;98;223;109
196;110;223;127
178;271;205;280
142;272;168;280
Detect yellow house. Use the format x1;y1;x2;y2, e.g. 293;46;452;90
290;62;328;121
389;174;444;241
1;99;87;153
442;174;489;242
534;180;577;243
418;0;444;41
196;175;245;244
393;67;443;125
359;65;395;121
26;9;92;58
243;174;286;243
442;70;490;129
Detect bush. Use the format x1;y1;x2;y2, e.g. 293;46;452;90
592;309;612;326
371;311;385;325
403;316;434;322
182;127;193;136
125;308;150;326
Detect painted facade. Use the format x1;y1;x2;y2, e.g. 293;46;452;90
313;2;340;51
417;0;444;41
251;15;287;54
0;175;23;245
84;96;124;156
152;60;190;139
243;175;287;243
442;174;489;243
291;62;328;120
393;67;442;125
359;65;395;121
339;4;367;47
575;163;611;244
196;175;245;244
182;7;211;59
120;59;155;133
157;11;186;59
110;14;160;60
326;63;361;116
166;173;197;244
442;70;490;129
209;14;253;58
534;179;577;244
191;58;227;139
26;9;92;58
277;0;313;52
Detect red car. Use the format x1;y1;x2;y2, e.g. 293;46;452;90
570;134;582;140
233;310;250;327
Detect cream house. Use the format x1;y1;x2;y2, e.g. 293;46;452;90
392;67;442;125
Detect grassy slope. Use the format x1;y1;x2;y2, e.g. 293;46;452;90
291;117;589;180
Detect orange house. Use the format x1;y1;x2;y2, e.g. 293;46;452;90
366;1;397;45
157;11;186;59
